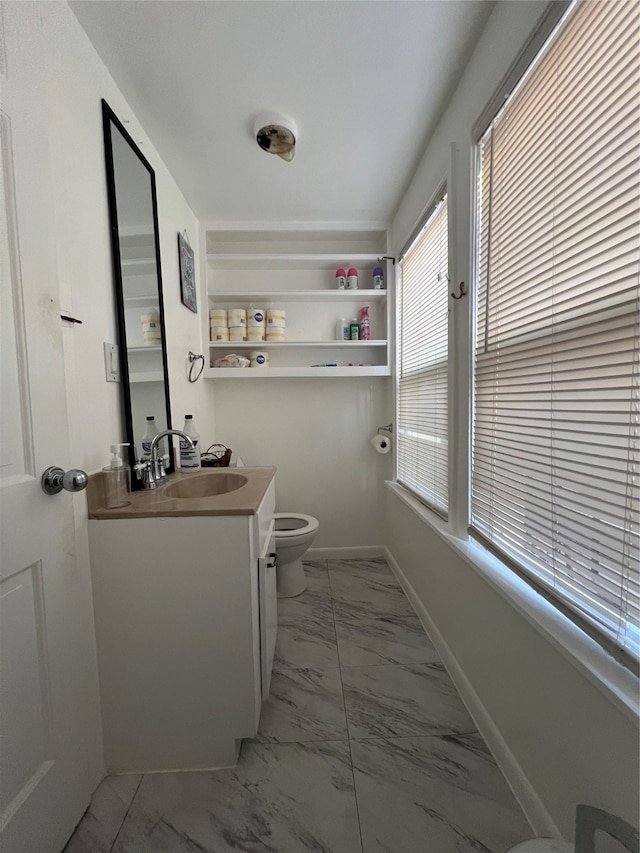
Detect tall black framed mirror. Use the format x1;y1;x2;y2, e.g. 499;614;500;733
102;99;173;486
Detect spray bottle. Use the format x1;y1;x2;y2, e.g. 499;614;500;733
359;306;370;340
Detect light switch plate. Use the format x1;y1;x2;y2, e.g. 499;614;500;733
104;342;120;382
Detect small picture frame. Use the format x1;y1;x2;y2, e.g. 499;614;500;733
178;232;197;313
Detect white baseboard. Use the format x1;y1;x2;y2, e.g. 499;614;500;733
307;545;386;560
383;546;563;841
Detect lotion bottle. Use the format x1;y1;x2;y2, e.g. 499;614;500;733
102;443;130;508
335;318;349;340
141;416;157;460
180;415;201;469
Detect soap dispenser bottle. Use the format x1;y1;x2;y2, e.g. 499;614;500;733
102;443;130;508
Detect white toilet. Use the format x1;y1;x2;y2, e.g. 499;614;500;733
273;513;319;598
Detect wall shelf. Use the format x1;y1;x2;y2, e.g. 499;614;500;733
208;289;386;303
127;345;162;353
208;340;386;349
206;253;383;271
205;366;390;378
129;373;164;383
204;229;391;379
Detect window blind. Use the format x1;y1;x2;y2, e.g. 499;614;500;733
398;195;449;517
472;0;640;666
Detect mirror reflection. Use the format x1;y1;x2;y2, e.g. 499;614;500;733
102;100;173;484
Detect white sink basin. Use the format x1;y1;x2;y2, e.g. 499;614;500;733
164;472;248;499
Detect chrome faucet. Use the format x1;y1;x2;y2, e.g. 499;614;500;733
135;429;194;490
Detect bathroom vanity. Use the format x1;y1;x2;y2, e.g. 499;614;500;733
87;467;276;772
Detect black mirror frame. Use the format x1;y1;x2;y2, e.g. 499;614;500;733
101;99;174;485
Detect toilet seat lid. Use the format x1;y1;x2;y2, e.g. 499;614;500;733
273;513;319;537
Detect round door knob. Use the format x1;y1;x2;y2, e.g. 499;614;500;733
41;466;89;495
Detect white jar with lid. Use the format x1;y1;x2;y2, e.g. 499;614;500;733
250;350;269;367
247;308;266;327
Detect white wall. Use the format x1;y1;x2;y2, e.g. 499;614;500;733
387;0;639;838
28;0;212;792
44;1;210;479
213;377;392;547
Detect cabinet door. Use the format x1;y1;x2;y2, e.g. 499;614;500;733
257;520;277;700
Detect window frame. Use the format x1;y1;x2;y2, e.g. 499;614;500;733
391;0;639;680
395;188;450;518
469;0;639;672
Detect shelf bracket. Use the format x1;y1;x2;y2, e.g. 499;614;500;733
377;255;396;265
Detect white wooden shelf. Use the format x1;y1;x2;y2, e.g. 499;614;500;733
208;340;386;349
127;345;162;353
204;230;391;379
206;253;383;271
121;258;157;276
129;372;164;383
208;289;386;303
205;366;390;378
124;294;160;304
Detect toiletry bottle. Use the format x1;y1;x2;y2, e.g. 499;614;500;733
335;268;346;289
335;317;349;341
349;319;360;340
180;415;201;469
347;267;359;290
359;306;370;340
372;267;384;289
102;443;130;508
141;416;157;460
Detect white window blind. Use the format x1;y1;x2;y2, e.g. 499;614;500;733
398;195;449;517
472;0;640;665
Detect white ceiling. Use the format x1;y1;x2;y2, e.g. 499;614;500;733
70;0;495;228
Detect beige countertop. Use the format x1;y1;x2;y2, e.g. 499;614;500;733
87;466;276;519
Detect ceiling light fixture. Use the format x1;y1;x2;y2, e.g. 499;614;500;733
253;113;297;162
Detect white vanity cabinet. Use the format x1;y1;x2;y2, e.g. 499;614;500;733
88;478;276;773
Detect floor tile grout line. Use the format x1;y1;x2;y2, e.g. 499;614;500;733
345;728;481;743
108;774;144;853
347;738;366;853
250;736;352;747
327;556;352;743
328;559;365;852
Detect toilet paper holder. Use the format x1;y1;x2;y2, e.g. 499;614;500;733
376;423;393;436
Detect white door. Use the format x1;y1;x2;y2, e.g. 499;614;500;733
0;4;96;850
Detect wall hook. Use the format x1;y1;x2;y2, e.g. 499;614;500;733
377;255;396;265
451;281;466;300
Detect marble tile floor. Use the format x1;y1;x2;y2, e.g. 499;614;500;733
64;557;533;853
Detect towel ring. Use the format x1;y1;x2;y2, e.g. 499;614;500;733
188;351;204;383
